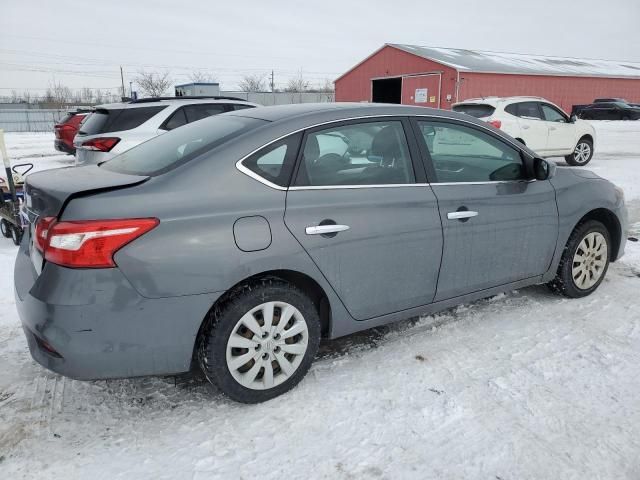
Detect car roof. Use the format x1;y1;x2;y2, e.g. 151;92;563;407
454;96;551;107
228;102;459;123
94;98;259;110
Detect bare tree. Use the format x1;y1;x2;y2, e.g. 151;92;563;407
81;87;94;104
22;91;31;104
238;74;266;92
189;71;217;84
135;71;173;97
48;80;73;106
94;89;104;104
10;90;20;103
318;79;335;93
284;71;310;93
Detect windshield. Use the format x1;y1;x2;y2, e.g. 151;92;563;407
100;114;267;176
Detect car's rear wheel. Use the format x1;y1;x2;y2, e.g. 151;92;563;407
0;219;11;238
548;220;610;298
198;278;320;403
565;138;593;166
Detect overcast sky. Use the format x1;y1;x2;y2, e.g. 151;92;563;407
1;0;639;96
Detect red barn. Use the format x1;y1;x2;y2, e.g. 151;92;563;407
335;44;640;113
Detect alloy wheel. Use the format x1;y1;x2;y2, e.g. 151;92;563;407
572;232;608;290
573;142;591;164
225;301;309;390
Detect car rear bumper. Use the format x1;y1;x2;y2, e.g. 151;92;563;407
54;139;75;155
74;148;115;166
14;238;221;380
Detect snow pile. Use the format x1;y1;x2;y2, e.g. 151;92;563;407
0;123;640;479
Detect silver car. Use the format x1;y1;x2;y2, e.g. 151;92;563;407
16;103;627;403
73;96;258;166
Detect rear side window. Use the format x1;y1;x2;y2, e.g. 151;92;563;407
231;104;254;111
452;104;495;118
184;104;227;123
241;133;302;187
294;121;415;187
79;106;166;135
161;108;187;131
101;115;266;176
57;113;74;124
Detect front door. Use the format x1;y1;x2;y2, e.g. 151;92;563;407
413;118;558;301
284;118;443;320
540;102;575;152
401;74;441;108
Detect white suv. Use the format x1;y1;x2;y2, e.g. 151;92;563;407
74;97;259;165
452;96;596;166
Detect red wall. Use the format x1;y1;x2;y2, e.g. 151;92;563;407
336;45;640;113
458;72;640;113
335;45;458;108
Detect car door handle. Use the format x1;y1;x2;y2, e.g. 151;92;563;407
522;125;530;130
305;224;350;235
447;211;478;220
549;126;556;131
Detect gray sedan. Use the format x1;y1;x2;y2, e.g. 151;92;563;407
15;103;627;403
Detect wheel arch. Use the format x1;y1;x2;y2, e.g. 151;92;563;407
191;269;333;368
574;208;622;261
577;133;594;145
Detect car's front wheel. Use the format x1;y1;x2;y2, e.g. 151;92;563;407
548;220;610;298
198;278;321;403
565;138;593;166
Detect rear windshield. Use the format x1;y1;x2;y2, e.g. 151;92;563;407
452;104;495;118
100;115;266;176
79;106;166;135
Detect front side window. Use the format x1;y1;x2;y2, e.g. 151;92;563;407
417;121;525;183
540;104;567;123
294;121;415;186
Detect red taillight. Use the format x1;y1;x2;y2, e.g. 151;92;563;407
81;137;120;152
34;216;56;252
36;218;158;268
487;119;502;129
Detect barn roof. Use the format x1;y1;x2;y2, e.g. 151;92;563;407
388;44;640;78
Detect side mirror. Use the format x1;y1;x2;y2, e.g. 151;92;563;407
534;157;555;180
569;114;578;123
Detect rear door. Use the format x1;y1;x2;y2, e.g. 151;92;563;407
540;103;575;152
506;102;549;153
412;118;558;301
284;118;443;321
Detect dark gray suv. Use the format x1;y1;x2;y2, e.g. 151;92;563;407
15;103;627;403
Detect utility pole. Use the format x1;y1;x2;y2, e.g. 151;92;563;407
270;70;275;92
120;66;126;99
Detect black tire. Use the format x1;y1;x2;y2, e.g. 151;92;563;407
622;115;630;121
198;277;321;403
0;219;11;238
548;220;610;298
565;137;594;166
10;225;22;246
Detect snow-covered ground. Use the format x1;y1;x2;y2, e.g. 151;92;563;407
1;123;639;479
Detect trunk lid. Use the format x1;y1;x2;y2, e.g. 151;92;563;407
24;165;149;219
